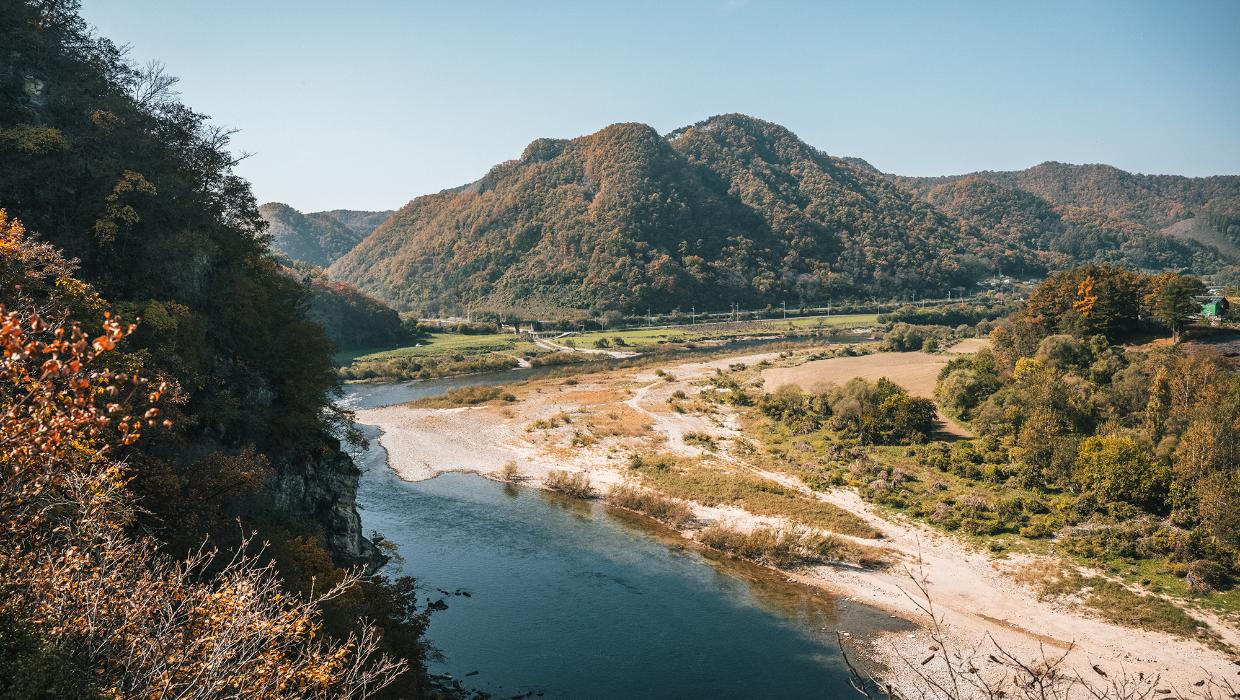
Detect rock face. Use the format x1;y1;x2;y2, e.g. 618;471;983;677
272;435;379;565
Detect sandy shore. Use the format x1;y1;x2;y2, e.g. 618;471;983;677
357;347;1238;694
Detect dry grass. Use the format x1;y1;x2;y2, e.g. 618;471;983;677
410;385;516;408
698;524;887;569
760;351;949;398
628;454;882;539
1017;562;1220;647
543;470;595;498
606;484;695;527
580;406;651;438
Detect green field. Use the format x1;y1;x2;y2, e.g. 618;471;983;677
569;313;878;349
351;332;524;362
339;312;879;370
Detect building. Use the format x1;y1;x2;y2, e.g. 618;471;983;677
1200;296;1231;319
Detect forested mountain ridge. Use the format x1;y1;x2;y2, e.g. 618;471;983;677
329;114;1001;315
890;161;1240;233
332;115;1236;317
259;201;392;266
920;176;1222;275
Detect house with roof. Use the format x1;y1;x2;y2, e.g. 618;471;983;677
1200;296;1231;320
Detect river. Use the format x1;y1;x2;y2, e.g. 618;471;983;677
343;373;905;699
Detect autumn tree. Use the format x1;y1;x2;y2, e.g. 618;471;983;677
0;212;405;698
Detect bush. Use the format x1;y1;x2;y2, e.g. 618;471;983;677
411;385;516;408
759;385;831;434
1185;559;1232;593
683;432;717;450
1074;435;1169;513
606;484;694;527
698;525;884;569
543;470;595;498
498;461;521;482
882;323;949;352
825;378;937;444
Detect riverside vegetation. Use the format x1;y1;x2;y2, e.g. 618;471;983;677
743;265;1240;642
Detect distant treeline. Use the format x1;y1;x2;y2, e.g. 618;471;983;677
878;302;1020;327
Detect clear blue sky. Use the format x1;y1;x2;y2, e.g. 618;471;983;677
80;0;1240;212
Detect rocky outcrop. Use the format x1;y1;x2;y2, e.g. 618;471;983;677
272;435;380;566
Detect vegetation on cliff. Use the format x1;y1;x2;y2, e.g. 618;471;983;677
0;2;430;694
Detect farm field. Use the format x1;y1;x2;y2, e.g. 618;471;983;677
760;350;949;397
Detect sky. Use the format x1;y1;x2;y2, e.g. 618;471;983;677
80;0;1240;212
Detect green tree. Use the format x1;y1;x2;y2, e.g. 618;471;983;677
1074;435;1170;512
1144;272;1205;343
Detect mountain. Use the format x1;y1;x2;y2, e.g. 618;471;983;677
314;208;394;239
921;176;1219;274
259;202;392;266
330;114;998;315
890;162;1240;235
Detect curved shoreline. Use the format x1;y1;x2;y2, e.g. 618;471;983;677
356;348;1238;695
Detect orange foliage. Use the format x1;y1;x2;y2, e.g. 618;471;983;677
0;213;404;698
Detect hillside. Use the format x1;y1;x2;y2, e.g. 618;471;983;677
330;115;1004;315
0;3;428;695
922;177;1220;274
285;262;409;351
891;161;1240;236
259;202;392;266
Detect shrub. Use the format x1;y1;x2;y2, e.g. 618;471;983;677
826;378;937;444
1185;559;1232;593
606;484;694;527
1074;435;1169;513
759;385;831;434
683;432;717;450
543;470;595;498
498;461;521;482
411;385;516;408
698;525;884;569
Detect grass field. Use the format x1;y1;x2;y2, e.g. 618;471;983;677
563;313;878;350
340;313;880;367
760;350;950;397
351;332;526;362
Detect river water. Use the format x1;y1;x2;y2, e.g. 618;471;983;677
343;372;903;699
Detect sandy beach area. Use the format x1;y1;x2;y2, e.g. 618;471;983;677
356;346;1238;694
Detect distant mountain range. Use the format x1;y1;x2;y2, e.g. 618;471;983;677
261;114;1240;315
259;203;392;267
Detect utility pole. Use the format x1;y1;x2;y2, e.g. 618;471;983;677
691;305;695;325
782;300;786;320
647;308;652;327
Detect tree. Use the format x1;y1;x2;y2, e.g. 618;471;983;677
1144;272;1205;343
0;214;405;697
1074;435;1169;512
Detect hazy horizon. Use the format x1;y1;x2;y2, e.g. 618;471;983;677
81;0;1240;211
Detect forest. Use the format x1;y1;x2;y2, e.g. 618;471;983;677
327;114;1238;319
0;2;430;696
